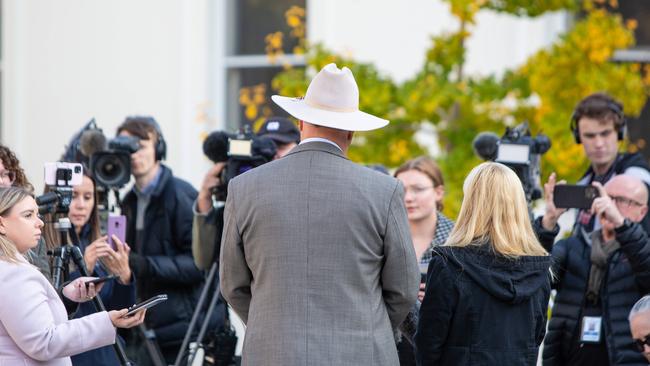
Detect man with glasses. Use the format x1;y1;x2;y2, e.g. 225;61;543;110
542;174;650;366
629;295;650;364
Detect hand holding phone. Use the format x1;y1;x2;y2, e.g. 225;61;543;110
107;215;126;250
123;294;168;317
553;184;600;209
84;274;118;288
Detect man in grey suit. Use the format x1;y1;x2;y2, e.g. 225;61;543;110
220;63;420;365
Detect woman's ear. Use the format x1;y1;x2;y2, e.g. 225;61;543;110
0;216;7;235
434;185;445;202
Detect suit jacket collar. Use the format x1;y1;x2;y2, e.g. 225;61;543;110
287;140;349;160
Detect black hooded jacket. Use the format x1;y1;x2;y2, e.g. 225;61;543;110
414;244;552;366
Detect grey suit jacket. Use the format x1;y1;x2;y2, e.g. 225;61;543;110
220;141;419;366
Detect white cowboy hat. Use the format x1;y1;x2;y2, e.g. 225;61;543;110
271;63;389;131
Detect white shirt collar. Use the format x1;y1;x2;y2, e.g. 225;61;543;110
299;137;342;152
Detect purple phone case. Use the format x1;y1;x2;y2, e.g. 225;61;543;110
107;215;126;250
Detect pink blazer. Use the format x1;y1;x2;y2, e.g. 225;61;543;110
0;257;116;365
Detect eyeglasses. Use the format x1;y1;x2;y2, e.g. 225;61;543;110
610;195;645;209
404;185;434;196
0;170;16;184
634;334;650;352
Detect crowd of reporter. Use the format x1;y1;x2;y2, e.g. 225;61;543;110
0;85;648;366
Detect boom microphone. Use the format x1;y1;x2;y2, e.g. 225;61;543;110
79;128;108;158
202;131;230;163
472;132;500;161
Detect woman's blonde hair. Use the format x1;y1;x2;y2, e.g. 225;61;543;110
0;187;33;263
445;162;548;257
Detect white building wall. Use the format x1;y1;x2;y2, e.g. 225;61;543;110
308;0;568;82
1;1;569;194
2;0;212;194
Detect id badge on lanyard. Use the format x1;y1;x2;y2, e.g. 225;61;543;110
580;316;603;343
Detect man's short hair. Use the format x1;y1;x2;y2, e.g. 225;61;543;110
572;93;625;130
117;116;160;142
116;116;167;161
630;295;650;321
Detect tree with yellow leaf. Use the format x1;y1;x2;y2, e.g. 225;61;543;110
263;0;649;217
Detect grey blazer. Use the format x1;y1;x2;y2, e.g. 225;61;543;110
220;141;419;366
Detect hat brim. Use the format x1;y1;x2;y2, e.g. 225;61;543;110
272;95;389;132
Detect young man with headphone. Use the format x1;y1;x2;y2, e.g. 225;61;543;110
535;94;650;366
117;117;221;365
540;93;650;234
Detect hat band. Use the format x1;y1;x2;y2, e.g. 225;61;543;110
304;97;358;113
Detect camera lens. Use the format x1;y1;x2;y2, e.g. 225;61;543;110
91;151;131;187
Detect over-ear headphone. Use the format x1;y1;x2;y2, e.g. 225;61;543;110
570;100;626;144
142;117;167;161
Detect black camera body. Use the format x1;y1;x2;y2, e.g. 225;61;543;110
203;128;277;201
90;135;140;188
473;122;551;202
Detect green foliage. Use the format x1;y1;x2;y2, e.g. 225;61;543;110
270;1;649;218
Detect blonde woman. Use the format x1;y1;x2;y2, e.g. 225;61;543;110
414;162;551;366
0;187;145;365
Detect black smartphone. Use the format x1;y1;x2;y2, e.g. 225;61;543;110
84;274;118;288
123;294;168;317
553;184;600;209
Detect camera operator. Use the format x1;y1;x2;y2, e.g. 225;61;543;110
192;117;298;270
537;93;650;236
116;116;218;365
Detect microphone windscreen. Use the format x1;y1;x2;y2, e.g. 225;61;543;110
79;129;108;157
472;132;500;161
203;131;231;163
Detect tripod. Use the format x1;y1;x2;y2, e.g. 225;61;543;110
49;217;134;366
174;262;236;366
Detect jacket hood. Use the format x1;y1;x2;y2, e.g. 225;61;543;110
435;244;551;304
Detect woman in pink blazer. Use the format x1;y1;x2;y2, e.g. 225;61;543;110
0;187;145;365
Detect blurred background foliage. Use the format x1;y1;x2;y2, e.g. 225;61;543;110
257;0;649;217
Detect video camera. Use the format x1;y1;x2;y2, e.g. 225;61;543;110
473;122;551;202
90;135;139;188
36;162;84;215
203;126;277;201
61;118;138;189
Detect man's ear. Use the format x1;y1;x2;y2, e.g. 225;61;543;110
299;120;304;132
347;131;354;143
640;206;648;220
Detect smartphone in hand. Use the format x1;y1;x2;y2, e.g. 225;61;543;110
123;294;168;317
553;184;599;209
84;274;118;288
107;215;126;250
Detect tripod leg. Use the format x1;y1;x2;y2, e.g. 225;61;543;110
188;281;221;366
174;262;218;366
138;324;168;366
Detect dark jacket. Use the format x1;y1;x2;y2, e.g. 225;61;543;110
122;165;222;348
414;244;551;366
577;153;650;233
542;222;650;366
67;223;137;366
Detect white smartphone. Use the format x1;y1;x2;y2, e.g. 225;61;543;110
44;162;83;186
